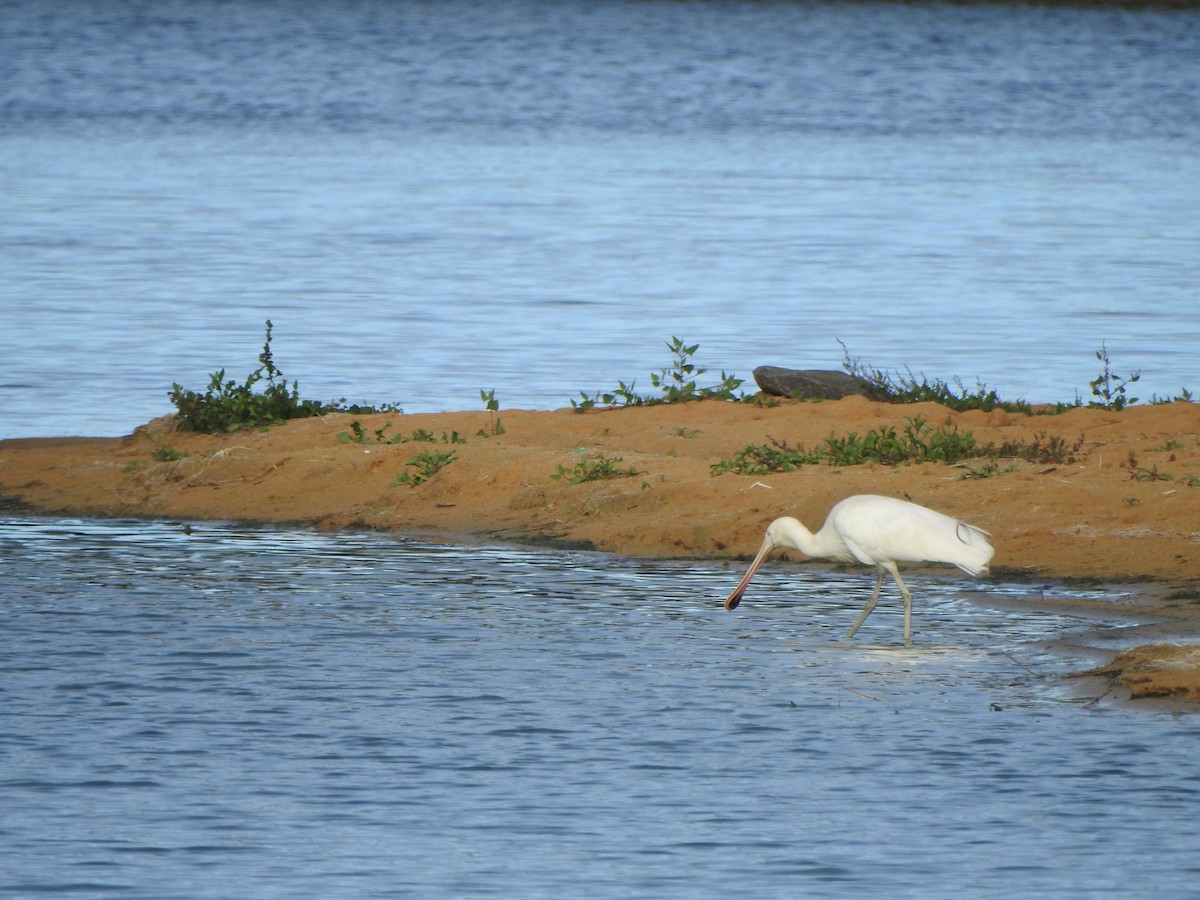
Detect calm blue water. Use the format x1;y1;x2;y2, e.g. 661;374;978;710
2;0;1199;439
4;4;1200;894
2;516;1199;898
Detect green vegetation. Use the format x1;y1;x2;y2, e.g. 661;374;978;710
150;443;188;463
478;388;506;437
839;340;1031;414
170;321;401;433
1152;388;1194;404
823;416;980;466
166;327;1192;493
571;337;745;411
710;441;818;476
839;340;1193;414
1085;342;1140;411
389;450;458;486
337;420;465;445
711;416;1084;476
994;431;1084;465
957;462;1011;480
1133;464;1172;483
1120;448;1195;485
552;454;644;484
171;327;1192;440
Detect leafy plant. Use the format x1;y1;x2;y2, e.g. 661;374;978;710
552;454;643;484
1149;387;1193;404
1086;342;1140;410
478;389;506;437
822;425;910;467
836;341;1189;413
336;421;464;446
709;440;820;476
994;432;1084;465
389;450;458;486
571;337;745;410
150;443;188;463
338;420;369;443
1133;464;1172;483
826;417;981;466
170;321;402;433
651;337;743;403
958;462;1002;480
338;420;404;444
713;420;1083;476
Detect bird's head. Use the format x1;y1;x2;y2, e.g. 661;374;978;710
765;516;804;551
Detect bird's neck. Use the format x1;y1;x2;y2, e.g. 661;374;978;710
778;519;851;562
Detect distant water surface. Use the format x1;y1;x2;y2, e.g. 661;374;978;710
2;0;1199;437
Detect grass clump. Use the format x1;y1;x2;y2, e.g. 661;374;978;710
994;432;1084;465
840;340;1191;413
839;340;1030;414
711;416;977;475
170;321;401;433
150;443;188;463
709;441;820;476
552;454;644;484
824;416;981;466
337;421;466;445
571;338;745;411
712;417;1083;476
389;450;457;486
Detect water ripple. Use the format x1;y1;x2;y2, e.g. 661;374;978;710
3;516;1198;895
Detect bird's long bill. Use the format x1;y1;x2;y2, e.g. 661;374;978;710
724;533;775;611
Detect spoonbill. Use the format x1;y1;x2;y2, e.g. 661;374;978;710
724;494;994;641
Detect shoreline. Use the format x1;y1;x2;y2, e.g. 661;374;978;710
3;396;1199;703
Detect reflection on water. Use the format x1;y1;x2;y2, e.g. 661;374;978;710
2;517;1199;896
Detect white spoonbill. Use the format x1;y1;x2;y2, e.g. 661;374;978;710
724;494;994;641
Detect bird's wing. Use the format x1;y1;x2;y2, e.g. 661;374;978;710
955;521;991;544
837;534;879;568
834;497;993;569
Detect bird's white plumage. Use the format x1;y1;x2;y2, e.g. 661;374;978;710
724;494;994;641
824;494;992;575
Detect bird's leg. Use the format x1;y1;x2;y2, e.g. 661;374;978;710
882;561;914;642
847;569;885;638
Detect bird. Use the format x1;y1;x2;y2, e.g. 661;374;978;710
723;494;994;641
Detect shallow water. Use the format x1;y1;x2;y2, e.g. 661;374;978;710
2;1;1199;438
2;517;1199;896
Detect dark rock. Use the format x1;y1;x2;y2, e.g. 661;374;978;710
752;366;872;400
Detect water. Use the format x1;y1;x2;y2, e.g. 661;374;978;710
4;4;1200;893
2;516;1198;897
3;1;1200;438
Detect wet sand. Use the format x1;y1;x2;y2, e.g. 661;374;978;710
3;396;1198;702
